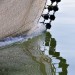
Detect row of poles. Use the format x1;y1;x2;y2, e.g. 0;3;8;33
40;0;61;29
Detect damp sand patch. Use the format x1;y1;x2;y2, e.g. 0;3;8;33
0;33;52;75
0;0;46;39
0;23;46;47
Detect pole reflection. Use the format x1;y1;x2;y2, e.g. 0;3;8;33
39;0;69;74
41;32;69;75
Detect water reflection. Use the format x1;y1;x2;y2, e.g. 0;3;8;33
41;32;69;75
0;0;69;74
0;31;69;75
0;33;56;75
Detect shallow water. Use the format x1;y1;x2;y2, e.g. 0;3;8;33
0;33;56;75
50;0;75;75
0;0;75;75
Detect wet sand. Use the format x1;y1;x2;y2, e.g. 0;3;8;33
0;33;53;75
0;0;46;39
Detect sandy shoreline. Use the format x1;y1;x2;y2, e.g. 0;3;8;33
0;33;52;75
0;0;46;40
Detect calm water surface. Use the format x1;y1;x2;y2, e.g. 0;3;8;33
50;0;75;75
0;0;75;75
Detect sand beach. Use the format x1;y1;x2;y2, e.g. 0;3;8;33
0;0;46;39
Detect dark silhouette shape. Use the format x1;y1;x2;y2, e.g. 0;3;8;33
45;32;51;46
56;57;63;60
42;14;49;20
59;58;69;75
50;15;55;20
50;38;56;48
44;32;69;75
48;6;53;11
39;0;61;30
50;0;56;3
53;5;59;12
46;23;51;29
56;0;61;3
53;52;60;57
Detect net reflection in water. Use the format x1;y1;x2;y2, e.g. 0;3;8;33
0;33;55;75
40;32;69;75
